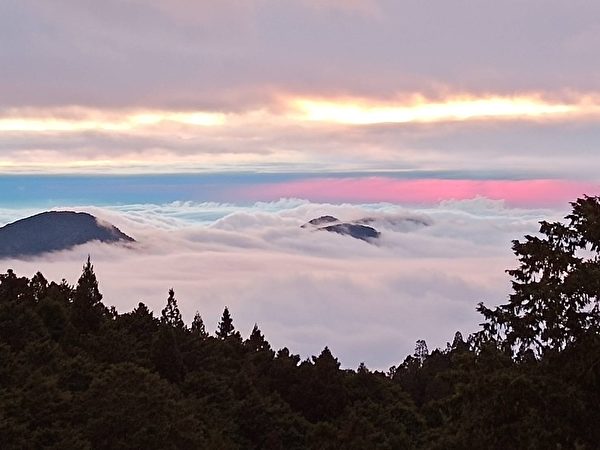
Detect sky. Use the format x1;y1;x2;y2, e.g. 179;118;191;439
0;1;598;367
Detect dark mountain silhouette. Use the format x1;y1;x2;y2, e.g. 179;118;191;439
301;215;340;227
322;223;380;241
0;211;134;259
302;215;380;241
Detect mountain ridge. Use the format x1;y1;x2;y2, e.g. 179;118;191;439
302;215;381;242
0;211;134;259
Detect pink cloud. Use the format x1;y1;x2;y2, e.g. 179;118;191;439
240;177;600;206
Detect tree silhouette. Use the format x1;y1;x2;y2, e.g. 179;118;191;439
3;198;600;449
30;272;48;302
414;339;429;366
160;288;184;329
245;324;271;352
216;306;236;339
72;256;106;331
127;302;158;337
478;196;600;356
191;311;207;338
451;331;468;352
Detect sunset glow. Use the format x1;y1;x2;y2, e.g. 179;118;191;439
291;96;581;125
0;110;226;133
4;1;600;426
2;95;598;137
241;177;600;206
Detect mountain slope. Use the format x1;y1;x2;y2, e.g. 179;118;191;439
302;215;381;242
322;223;380;241
0;211;134;259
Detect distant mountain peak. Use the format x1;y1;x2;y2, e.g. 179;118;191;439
302;215;380;242
322;223;380;241
301;215;340;228
0;211;134;259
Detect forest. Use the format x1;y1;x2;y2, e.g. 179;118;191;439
1;196;599;449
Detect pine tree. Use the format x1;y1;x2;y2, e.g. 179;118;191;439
245;324;271;352
72;256;106;331
160;288;184;329
478;196;600;356
191;311;207;338
0;269;30;303
216;306;236;339
127;302;158;336
451;331;468;352
30;272;48;302
312;346;340;371
414;339;429;366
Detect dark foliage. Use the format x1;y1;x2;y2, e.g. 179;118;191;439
1;197;599;448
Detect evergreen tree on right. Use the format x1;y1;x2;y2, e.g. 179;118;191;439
478;195;600;357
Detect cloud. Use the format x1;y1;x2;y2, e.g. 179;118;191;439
0;198;563;368
3;0;600;109
2;102;600;178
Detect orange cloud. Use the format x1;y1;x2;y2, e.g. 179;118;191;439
287;95;592;125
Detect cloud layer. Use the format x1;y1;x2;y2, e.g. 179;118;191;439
0;198;564;368
4;0;600;108
1;1;600;180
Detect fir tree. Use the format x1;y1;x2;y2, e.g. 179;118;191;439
127;302;158;336
451;331;468;352
414;340;429;366
245;324;271;352
72;256;106;331
30;272;48;302
216;306;236;339
478;195;600;356
191;311;207;338
160;288;184;329
357;362;369;374
312;346;340;371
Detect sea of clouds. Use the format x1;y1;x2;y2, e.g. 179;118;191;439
0;198;565;369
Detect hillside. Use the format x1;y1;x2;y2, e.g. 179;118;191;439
0;211;134;259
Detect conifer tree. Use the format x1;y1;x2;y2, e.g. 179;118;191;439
245;324;271;352
0;269;30;302
216;306;236;339
72;256;106;330
161;288;184;329
30;272;48;302
312;346;340;371
357;362;369;374
133;301;152;317
128;302;158;336
414;340;429;366
451;331;468;352
191;311;207;338
478;195;600;356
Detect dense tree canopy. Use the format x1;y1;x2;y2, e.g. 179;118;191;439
0;196;599;448
478;196;600;357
